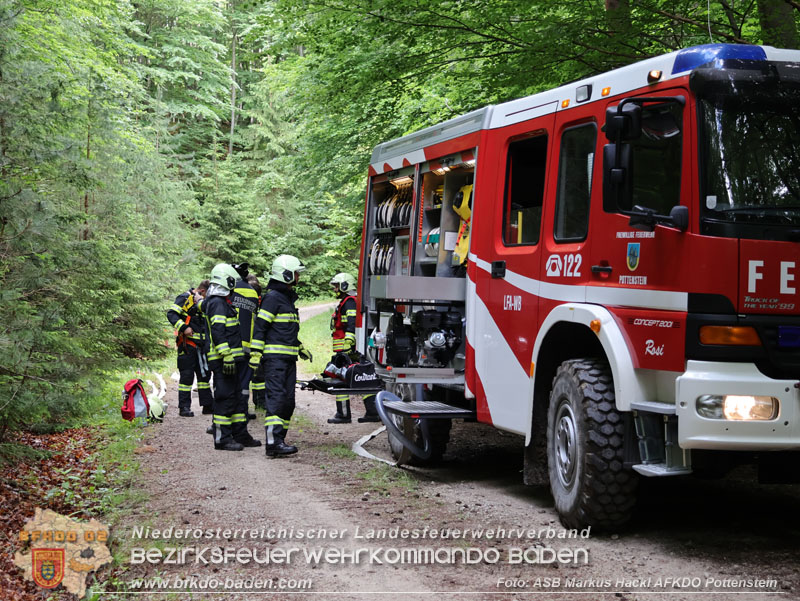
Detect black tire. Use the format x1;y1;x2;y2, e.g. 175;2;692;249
386;383;451;466
546;358;638;530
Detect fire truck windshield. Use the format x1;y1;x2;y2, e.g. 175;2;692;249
698;84;800;239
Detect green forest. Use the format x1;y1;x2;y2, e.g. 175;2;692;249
1;0;799;436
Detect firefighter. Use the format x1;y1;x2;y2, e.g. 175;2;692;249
249;255;312;456
167;280;212;417
204;263;261;451
230;262;259;420
328;273;380;423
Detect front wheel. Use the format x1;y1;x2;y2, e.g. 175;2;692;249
547;358;637;530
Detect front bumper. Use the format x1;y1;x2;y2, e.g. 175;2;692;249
676;361;799;450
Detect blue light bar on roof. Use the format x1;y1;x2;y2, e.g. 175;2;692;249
672;44;767;75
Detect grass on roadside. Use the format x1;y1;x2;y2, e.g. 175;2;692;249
323;443;356;458
356;465;418;496
298;309;336;376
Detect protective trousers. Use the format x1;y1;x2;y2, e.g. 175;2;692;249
211;365;250;446
177;349;212;411
237;363;254;409
263;357;296;444
331;348;351;420
251;361;266;409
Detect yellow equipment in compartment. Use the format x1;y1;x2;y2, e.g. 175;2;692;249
451;184;472;267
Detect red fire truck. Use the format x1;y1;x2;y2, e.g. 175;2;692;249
356;44;800;529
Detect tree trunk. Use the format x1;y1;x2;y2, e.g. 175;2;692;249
82;101;91;241
757;0;799;48
228;9;237;156
605;0;631;34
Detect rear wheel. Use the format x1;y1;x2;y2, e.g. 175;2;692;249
386;383;451;465
547;358;637;529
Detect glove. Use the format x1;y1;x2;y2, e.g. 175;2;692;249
249;351;262;370
222;355;236;376
298;343;313;362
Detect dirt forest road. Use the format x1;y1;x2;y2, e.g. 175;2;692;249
117;304;800;601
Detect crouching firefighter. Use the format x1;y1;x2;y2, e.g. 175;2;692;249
249;255;312;456
167;280;212;417
203;263;261;451
328;272;380;424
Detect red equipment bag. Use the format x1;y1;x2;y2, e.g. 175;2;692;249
121;379;150;421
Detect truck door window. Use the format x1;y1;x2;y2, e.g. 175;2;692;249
625;102;682;215
503;133;547;246
554;123;596;242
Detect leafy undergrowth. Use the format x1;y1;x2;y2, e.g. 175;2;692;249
0;428;118;601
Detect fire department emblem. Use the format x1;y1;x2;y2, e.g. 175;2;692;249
626;243;640;271
32;548;65;589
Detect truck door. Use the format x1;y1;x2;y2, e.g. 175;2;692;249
473;113;555;433
540;116;599;309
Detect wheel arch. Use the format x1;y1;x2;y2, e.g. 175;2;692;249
525;303;647;446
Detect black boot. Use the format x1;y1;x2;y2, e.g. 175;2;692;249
357;395;381;423
215;441;244;451
213;423;242;450
236;433;262;447
265;440;298;456
179;408;194;417
327;400;351;424
232;419;261;447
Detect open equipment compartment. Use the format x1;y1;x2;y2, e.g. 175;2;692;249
361;150;476;377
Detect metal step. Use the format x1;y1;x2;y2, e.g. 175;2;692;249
382;399;475;419
633;463;693;477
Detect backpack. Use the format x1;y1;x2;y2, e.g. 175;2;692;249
122;379;164;422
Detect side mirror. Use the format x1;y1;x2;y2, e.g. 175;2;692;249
669;205;689;231
604;103;642;142
603;143;632;212
628;204;689;232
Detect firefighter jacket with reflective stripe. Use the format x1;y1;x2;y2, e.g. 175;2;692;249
203;294;245;367
251;280;300;359
167;289;205;349
331;295;357;352
230;279;258;353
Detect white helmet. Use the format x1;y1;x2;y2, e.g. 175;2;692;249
147;397;166;422
210;263;239;290
271;254;305;284
329;272;356;294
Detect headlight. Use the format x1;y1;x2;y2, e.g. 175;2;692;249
696;394;778;420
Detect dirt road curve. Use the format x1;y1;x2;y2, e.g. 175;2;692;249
120;308;800;601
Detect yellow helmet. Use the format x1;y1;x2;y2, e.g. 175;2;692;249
453;184;473;221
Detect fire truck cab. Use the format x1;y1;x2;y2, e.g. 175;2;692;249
357;44;800;529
